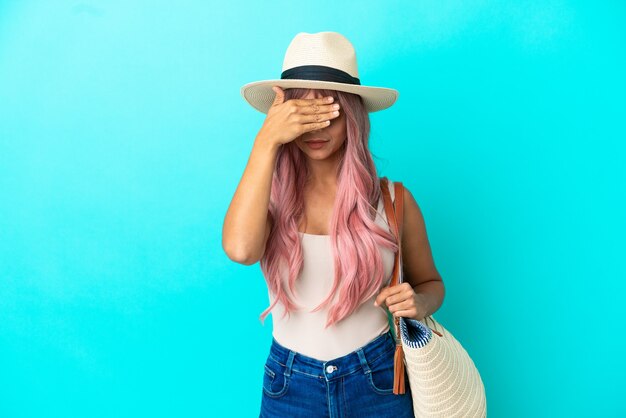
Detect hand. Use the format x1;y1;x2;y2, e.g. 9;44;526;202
255;86;341;147
374;282;429;321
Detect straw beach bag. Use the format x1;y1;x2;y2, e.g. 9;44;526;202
380;177;487;417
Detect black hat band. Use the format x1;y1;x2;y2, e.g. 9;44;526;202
281;65;361;85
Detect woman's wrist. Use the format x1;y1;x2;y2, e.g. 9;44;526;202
253;133;281;154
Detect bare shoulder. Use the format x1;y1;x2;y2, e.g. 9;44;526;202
401;183;425;228
379;178;424;231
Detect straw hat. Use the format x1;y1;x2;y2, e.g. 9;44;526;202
240;31;399;114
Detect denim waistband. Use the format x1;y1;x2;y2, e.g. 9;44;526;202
267;329;397;382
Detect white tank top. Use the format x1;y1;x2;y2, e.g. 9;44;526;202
266;180;396;361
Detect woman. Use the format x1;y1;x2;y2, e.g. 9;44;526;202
223;32;445;417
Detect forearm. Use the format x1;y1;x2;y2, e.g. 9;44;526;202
413;279;445;318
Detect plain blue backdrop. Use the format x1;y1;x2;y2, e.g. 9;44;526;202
1;1;624;417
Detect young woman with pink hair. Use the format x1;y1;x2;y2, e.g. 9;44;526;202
224;32;445;417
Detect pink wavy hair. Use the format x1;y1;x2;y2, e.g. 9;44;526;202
259;87;399;328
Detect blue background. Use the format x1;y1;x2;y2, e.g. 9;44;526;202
1;1;624;417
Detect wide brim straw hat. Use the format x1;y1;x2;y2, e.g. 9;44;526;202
240;31;399;114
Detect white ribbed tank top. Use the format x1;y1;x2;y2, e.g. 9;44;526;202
266;180;397;361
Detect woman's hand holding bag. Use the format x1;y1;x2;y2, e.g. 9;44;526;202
379;177;487;418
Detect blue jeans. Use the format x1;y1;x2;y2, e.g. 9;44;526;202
259;329;414;417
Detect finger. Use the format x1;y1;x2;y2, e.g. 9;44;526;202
271;86;285;106
391;309;416;319
374;286;390;307
296;109;340;124
384;284;406;299
292;96;334;107
385;289;413;306
300;120;331;133
378;285;407;308
388;298;414;313
297;102;340;115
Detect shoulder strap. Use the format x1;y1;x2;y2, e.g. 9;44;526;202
380;177;404;287
379;177;407;395
395;181;404;242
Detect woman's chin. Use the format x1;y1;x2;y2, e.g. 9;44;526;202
303;150;336;161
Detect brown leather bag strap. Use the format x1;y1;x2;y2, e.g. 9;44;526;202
395;181;404;245
379;177;407;395
380;177;404;287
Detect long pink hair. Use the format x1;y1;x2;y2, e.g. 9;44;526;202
259;87;399;328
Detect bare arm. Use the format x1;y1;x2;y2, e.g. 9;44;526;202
222;86;340;265
222;137;278;265
374;185;445;320
401;185;445;317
